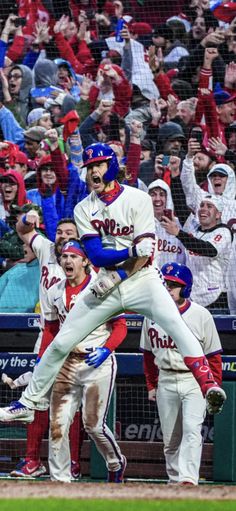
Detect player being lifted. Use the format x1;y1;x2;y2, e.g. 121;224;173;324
0;143;226;424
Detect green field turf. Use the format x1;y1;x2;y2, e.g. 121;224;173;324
0;500;235;511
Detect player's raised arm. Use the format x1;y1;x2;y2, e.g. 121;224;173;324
16;209;40;245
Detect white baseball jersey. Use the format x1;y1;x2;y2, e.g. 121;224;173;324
140;300;222;371
184;224;232;306
45;271;113;353
155;218;185;267
74;185;156;257
31;234;64;322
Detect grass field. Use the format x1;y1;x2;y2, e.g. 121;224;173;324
0;500;235;511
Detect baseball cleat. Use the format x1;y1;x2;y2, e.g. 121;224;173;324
107;455;127;483
206;386;226;414
71;460;81;479
10;459;46;478
0;401;34;423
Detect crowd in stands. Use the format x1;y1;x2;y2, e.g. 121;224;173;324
0;0;235;314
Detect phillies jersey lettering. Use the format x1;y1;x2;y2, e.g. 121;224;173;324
74;185;156;254
140;301;222;371
91;218;134;237
41;266;61;290
148;327;177;349
157;239;182;254
155;219;185;267
31;235;64;322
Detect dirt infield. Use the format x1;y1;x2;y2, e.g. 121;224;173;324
0;481;236;500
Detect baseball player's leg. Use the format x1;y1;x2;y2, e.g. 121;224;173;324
178;377;206;485
69;411;83;478
82;355;124;474
20;288;122;409
157;372;182;483
49;357;82;482
123;269;226;405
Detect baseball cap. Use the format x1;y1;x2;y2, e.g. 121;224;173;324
130;22;153;36
37;154;52;169
141;139;154;151
213;83;236;106
207;164;229;178
24;126;47;142
44;92;66;110
201;194;224;213
15;151;28;165
27;108;47;127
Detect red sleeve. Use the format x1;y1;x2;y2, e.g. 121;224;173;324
198;68;212;90
126;142;141;185
7;35;25;63
112;76;132;117
154;72;179;101
143;350;158;391
51;147;68;192
104;317;127;351
206;353;222;386
54;32;84;74
202;93;220;139
88;85;100;112
38;319;60;358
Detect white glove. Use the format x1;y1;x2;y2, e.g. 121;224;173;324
91;269;122;298
129;238;156;258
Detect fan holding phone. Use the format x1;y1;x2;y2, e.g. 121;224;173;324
148;179;185;268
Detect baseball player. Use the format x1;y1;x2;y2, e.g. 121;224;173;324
147;179;185;267
140;262;223;486
46;239;127;482
0;142;226;424
7;217;81;478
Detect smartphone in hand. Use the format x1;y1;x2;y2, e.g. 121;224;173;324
163;209;172;220
162;155;170;166
190;128;203;145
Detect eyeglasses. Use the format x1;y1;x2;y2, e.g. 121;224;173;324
8;74;22;80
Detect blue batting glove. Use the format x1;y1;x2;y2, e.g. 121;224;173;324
85;347;111;368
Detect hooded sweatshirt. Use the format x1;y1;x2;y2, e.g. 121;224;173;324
148;179;185;267
8;65;33;127
1;170;28;220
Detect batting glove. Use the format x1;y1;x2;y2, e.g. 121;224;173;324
91;269;122;298
129;238;156;258
85;347;111;368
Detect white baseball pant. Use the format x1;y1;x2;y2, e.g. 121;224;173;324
21;268;204;408
157;370;206;485
49;352;122;482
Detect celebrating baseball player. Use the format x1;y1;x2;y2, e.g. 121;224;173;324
45;239;127;482
7;217;81;478
140;262;223;486
0;142;226;425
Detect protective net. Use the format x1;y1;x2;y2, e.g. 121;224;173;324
0;0;234;483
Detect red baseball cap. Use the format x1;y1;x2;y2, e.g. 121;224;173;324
15;151;28;165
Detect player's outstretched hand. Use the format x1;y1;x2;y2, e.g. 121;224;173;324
91;269;122;298
85;347;111;368
129;238;156;258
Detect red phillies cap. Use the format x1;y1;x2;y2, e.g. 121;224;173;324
15;151;28;165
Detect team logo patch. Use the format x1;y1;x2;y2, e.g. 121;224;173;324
63;242;74;250
86;148;94;159
165;265;174;274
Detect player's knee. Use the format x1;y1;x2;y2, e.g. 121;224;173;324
83;420;101;436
